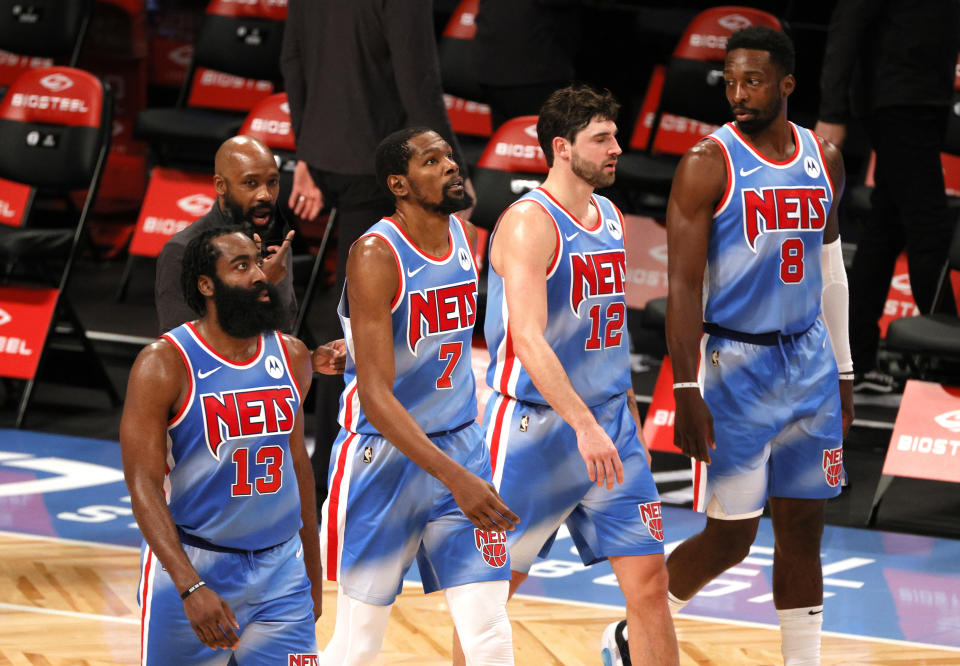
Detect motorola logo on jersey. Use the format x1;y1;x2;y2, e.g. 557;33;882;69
569;250;626;314
201;386;296;459
741;186;828;252
803;156;821;179
265;354;284;379
406;279;477;354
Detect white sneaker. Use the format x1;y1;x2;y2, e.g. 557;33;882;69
600;620;630;666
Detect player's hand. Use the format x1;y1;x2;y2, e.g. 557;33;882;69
575;421;624;489
310;576;323;621
814;121;847;149
254;230;295;285
289;160;323;221
312;339;346;375
182;585;240;650
674;389;716;464
447;467;520;533
839;378;854;439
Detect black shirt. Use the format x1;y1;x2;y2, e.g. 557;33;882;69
280;0;461;175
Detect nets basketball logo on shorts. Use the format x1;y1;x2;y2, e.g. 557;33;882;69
287;654;318;666
474;528;508;567
822;446;843;487
638;501;664;542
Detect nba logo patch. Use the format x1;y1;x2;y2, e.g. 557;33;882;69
822;446;843;487
474;528;507;568
638;501;663;541
362;446;373;463
519;415;529;432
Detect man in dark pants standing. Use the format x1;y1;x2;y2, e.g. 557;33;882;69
816;0;960;394
280;0;472;507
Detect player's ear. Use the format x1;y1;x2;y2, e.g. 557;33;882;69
387;174;407;198
214;173;227;197
780;73;795;98
553;136;570;162
197;275;214;298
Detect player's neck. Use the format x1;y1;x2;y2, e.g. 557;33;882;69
392;206;451;257
194;317;260;362
737;112;794;161
540;168;596;222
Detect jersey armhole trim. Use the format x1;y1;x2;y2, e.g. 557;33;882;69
161;333;194;427
361;232;405;312
453;214;481;275
276;332;303;403
524;198;563;278
705;135;735;216
811;129;835;199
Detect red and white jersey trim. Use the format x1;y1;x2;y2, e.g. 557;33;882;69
490;300;521;398
138;547;158;666
485;393;517;489
321;432;360;582
337;378;361;432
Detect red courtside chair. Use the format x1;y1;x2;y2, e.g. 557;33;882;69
0;66;118;427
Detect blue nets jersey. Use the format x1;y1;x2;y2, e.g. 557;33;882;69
485;188;631;407
338;216;480;435
704;122;834;334
161;323;303;550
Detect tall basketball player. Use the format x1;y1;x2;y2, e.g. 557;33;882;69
121;228;321;664
609;26;855;666
452;85;679;666
319;127;518;665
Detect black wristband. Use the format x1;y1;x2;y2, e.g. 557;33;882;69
180;580;206;600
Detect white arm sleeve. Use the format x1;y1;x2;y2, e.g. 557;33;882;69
820;238;853;374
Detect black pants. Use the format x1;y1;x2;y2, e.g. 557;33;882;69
849;105;956;373
307;168;394;507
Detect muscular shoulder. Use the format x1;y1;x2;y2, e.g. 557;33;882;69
130;338;186;403
496;199;556;244
672;138;727;204
814;133;846;190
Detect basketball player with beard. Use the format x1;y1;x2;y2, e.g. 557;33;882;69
454;85;678;666
123;228;322;664
604;27;854;666
319;127;517;665
155;135;345;375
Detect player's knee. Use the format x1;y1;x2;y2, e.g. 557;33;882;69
624;559;669;611
459;604;513;665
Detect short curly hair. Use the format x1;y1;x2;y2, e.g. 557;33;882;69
375;126;434;199
180;227;237;315
727;26;795;77
537;84;620;167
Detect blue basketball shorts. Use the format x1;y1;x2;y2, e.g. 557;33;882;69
693;318;844;519
484;391;664;573
320;421;511;606
138;534;317;665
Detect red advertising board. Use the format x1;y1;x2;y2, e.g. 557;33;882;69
879;252;919;337
445;94;492;137
883;380;960;483
0;179;32;227
629;65;720;156
641;356;686;454
128;168;215;257
187;67;274;111
0;286;59;380
622;214;668;309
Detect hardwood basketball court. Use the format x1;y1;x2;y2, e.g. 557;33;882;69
2;532;957;665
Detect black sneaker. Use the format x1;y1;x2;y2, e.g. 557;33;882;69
852;370;902;395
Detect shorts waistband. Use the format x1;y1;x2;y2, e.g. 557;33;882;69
177;527;283;555
425;420;474;438
703;321;815;346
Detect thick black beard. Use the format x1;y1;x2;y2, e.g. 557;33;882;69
424;189;475;216
211;275;284;338
221;194;280;239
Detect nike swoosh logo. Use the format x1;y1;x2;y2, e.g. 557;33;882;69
197;367;221;379
295;545;303;559
739;165;762;177
808;609;823;615
564;231;579;241
406;265;426;278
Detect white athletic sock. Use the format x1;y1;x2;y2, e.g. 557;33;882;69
777;605;823;665
666;590;689;616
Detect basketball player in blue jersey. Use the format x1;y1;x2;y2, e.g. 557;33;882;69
121;228;322;664
318;127;518;665
452;85;679;666
607;27;855;666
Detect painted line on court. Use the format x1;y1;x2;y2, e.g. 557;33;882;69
0;602;139;625
0;529;139;553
